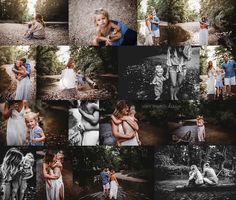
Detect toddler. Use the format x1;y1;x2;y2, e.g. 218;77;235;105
24;112;45;146
150;65;167;100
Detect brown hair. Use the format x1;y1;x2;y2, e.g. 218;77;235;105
44;151;54;164
93;8;109;25
66;58;75;69
207;61;213;74
113;100;129;119
35;13;45;27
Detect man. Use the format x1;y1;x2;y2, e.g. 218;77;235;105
100;168;110;196
20;58;31;78
151;9;160;46
221;53;236;97
202;163;218;185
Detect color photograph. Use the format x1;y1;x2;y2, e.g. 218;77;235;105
36;46;118;100
0;46;36;101
0;0;69;45
69;0;137;46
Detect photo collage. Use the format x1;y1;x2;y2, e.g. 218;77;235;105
0;0;236;199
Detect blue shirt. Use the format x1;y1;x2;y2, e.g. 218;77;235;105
30;126;44;146
221;60;236;78
151;16;160;31
24;63;31;78
100;171;109;185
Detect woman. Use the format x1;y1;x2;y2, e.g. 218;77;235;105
188;165;204;186
199;16;209;45
144;14;153;46
28;14;45;39
0;148;24;200
13;60;31;100
111;100;138;145
78;101;99;146
166;46;192;100
60;58;77;90
3;101;30;145
109;170;119;200
207;61;216;97
43;151;62;200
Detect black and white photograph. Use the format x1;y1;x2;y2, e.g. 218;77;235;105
119;46;200;100
0;147;36;200
155;145;236;200
68;100;99;146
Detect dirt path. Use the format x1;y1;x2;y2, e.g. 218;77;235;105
0;23;68;45
116;172;147;183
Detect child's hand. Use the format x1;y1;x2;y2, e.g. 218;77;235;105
105;38;112;46
32;139;36;144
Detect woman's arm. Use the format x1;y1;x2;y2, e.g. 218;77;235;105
3;103;14;120
79;109;99;125
42;163;59;180
123;116;139;131
111;120;135;139
111;115;122;125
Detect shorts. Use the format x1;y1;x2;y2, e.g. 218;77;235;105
224;76;236;86
103;182;110;190
151;29;160;37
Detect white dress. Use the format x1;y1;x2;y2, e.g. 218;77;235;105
82;130;99;146
199;28;208;45
46;168;64;200
60;68;77;89
15;76;31;100
207;69;216;95
144;23;153;46
198;125;205;142
118;124;139;146
109;180;118;199
6;106;27;145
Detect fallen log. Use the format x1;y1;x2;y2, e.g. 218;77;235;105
176;184;236;191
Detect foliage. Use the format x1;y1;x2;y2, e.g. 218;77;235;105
155;145;236;180
35;46;62;75
36;0;68;21
0;46;33;65
147;0;198;23
73;146;153;175
200;0;235;30
0;0;28;22
70;46;117;74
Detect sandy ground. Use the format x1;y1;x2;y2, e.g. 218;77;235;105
0;23;69;45
69;0;137;45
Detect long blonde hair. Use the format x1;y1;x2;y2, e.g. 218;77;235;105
113;100;128;119
1;148;23;181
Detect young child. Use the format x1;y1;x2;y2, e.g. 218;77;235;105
196;115;206;142
76;69;86;86
150;65;167;100
215;68;225;99
12;61;27;81
24;112;45;146
112;105;141;146
12;153;35;200
93;8;122;46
